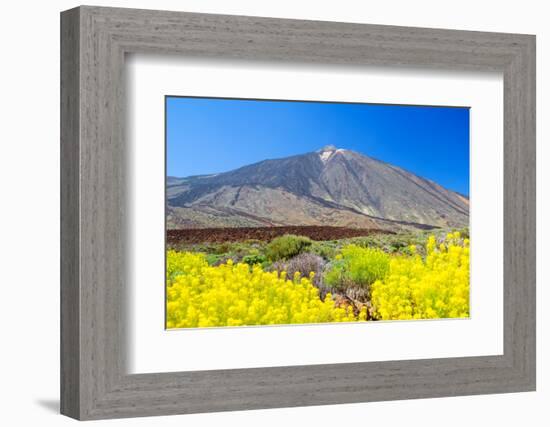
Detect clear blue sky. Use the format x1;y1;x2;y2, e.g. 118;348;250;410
166;96;470;195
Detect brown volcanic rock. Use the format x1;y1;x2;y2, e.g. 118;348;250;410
167;147;468;230
166;226;394;245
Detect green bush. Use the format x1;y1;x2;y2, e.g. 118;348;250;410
324;245;390;289
242;253;267;266
205;253;224;265
265;234;312;261
457;227;470;239
213;242;232;255
324;259;347;287
310;241;337;260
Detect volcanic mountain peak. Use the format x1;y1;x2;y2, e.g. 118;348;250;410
318;144;338;153
167;147;469;231
317;145;348;163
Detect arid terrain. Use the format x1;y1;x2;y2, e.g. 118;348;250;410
167;146;469;232
167;225;396;245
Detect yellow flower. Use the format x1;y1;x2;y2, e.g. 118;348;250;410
371;233;469;321
166;251;366;328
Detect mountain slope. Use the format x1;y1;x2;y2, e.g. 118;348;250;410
167;146;469;230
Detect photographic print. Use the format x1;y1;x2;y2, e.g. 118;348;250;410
165;97;470;329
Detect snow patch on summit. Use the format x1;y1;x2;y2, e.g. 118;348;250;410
319;146;347;163
319;150;333;163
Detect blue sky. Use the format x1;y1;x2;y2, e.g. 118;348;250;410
166;96;470;196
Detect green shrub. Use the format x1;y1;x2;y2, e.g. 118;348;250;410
205;253;224;265
324;259;347;287
324;245;390;289
310;241;337;260
345;245;390;286
213;242;232;255
242;253;267;266
265;234;312;261
458;227;470;239
389;240;406;252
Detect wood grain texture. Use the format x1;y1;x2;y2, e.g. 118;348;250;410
60;7;80;419
60;5;536;420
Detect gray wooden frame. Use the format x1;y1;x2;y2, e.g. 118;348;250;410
60;5;536;420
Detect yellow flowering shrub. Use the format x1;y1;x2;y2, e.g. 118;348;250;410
371;231;469;320
325;245;390;289
166;251;367;328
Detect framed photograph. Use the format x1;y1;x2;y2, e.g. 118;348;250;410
60;6;536;420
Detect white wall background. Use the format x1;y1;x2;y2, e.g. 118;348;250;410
0;0;546;425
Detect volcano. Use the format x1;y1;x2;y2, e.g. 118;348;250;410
167;146;469;231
